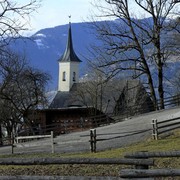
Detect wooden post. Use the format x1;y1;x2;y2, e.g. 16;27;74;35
135;151;149;170
90;129;97;153
152;119;158;140
51;131;54;154
90;129;94;152
93;129;96;153
154;119;158;140
11;132;14;154
152;119;155;140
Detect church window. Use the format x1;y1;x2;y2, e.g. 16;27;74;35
63;71;66;81
73;72;76;82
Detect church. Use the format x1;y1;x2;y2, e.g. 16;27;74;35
34;21;114;135
33;21;154;135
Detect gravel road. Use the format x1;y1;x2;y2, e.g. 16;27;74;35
0;107;180;155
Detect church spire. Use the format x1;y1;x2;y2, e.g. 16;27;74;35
59;17;81;62
58;18;82;92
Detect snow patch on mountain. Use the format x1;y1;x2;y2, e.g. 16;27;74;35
34;39;49;49
34;33;47;38
34;39;44;47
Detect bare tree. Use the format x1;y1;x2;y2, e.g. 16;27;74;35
0;0;41;142
0;50;50;139
0;0;41;49
90;0;180;110
74;69;122;114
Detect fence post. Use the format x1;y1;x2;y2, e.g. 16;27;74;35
152;119;155;140
11;132;14;154
152;119;158;140
51;131;54;154
93;129;96;153
134;151;150;170
90;129;93;152
90;129;96;153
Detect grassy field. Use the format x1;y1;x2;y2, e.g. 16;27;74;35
0;130;179;176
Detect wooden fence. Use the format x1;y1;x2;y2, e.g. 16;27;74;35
152;117;180;140
111;94;180;121
11;131;55;154
89;128;151;153
0;155;153;180
0;151;179;179
121;151;180;178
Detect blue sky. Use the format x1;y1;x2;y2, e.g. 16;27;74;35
19;0;149;35
26;0;93;34
19;0;179;35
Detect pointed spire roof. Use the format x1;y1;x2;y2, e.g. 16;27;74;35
59;22;82;62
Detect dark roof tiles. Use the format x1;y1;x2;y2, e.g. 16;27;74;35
49;80;134;113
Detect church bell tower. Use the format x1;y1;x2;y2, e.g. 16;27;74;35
58;19;81;92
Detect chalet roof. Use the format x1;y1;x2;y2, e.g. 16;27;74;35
49;83;86;109
58;22;82;63
49;79;145;114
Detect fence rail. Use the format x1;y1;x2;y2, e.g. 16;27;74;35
0;157;154;166
16;134;51;143
120;169;180;178
0;150;179;179
89;128;151;153
125;150;180;158
152;117;180;140
0;156;153;179
120;150;180;179
12;131;55;154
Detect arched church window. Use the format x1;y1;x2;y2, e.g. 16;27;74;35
73;72;76;82
63;71;66;81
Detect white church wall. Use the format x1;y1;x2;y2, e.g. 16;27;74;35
58;61;80;91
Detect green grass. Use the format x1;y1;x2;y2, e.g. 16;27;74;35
0;131;179;176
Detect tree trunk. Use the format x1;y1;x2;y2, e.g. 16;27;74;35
158;64;164;109
6;127;12;144
156;27;164;109
147;73;158;110
0;124;2;145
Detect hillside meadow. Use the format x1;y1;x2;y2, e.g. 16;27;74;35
0;130;179;177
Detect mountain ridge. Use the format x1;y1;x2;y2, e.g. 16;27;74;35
9;19;179;92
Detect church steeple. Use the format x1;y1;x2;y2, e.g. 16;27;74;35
59;20;81;63
58;19;82;92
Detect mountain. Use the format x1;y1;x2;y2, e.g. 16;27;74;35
9;19;179;92
9;22;99;90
